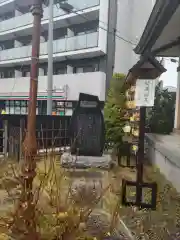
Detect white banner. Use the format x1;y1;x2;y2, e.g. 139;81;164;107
135;79;156;107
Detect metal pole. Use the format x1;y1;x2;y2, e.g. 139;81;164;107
47;0;54;115
12;1;43;239
136;106;146;204
137;106;146;182
174;57;180;130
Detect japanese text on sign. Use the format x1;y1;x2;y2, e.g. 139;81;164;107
135;79;156;107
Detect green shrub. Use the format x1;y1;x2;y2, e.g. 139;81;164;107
147;81;176;134
104;73;128;150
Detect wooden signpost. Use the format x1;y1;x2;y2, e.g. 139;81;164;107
121;55;166;210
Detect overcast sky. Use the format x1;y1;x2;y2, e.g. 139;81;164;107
160;58;178;87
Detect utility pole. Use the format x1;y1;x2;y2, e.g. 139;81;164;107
11;0;43;239
47;0;54;115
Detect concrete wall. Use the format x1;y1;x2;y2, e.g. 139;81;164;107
146;134;180;192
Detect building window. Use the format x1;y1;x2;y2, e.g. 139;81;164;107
7;70;15;78
83;65;95;72
5;100;28;115
38;101;46;115
0;69;15;78
0;45;5;51
1;11;14;21
73;63;99;73
73;67;83;73
15;106;21;114
4;100;74;116
52;101;66;115
53;66;67;75
73;21;98;36
0;72;4;78
22;68;30;77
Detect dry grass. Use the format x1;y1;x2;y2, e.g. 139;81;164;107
0;155;179;239
109;162;180;239
0;156;133;240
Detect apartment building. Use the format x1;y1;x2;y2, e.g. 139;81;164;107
0;0;155;115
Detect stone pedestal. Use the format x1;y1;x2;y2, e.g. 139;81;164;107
61;153;113;169
60;153;113;207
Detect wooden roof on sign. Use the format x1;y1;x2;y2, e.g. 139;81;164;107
125;55;166;84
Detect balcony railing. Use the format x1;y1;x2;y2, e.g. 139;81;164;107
0;32;99;62
0;0;100;33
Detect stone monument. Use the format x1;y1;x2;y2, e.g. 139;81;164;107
69;93;105;157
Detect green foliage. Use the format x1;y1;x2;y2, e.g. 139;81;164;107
147;81;176;134
104;73;127;148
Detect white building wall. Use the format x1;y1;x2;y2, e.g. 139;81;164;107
99;0;109;53
114;0;133;75
0;72;106;101
130;0;156;66
114;0;156;75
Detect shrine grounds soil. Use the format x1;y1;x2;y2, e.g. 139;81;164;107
0;157;179;239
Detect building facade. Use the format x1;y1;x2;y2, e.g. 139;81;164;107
0;0;155;115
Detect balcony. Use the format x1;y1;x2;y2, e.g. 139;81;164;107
0;0;12;4
0;0;100;38
0;71;106;101
0;32;102;65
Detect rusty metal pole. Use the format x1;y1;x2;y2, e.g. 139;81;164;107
11;1;43;239
23;0;43;158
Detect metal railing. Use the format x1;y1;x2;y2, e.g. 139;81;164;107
0;32;98;61
0;0;100;32
0;115;71;160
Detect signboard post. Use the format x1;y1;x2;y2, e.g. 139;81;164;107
122;79;157;210
122;56;166;211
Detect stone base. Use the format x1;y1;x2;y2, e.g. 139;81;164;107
61;153;113;169
173;128;180;134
